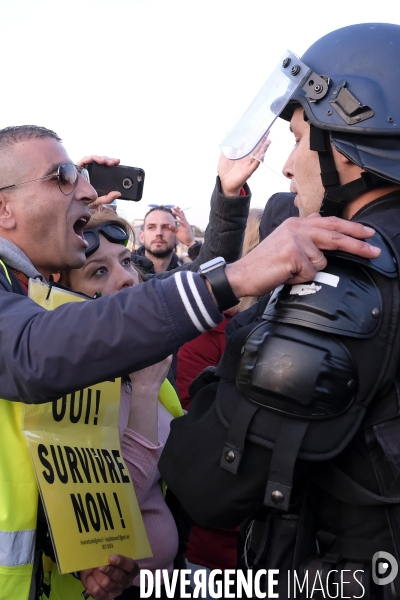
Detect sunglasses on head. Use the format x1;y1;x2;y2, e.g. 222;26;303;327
147;204;175;209
83;221;129;257
0;162;90;195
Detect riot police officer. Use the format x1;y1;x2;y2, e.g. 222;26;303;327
160;22;400;599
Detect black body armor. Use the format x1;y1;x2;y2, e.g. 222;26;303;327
159;194;400;599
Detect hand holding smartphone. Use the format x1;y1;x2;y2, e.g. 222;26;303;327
85;163;145;201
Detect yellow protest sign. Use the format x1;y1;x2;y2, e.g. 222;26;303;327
23;280;152;574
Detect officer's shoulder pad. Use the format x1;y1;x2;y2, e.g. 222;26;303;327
324;230;398;278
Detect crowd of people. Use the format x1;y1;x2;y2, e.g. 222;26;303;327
2;20;400;600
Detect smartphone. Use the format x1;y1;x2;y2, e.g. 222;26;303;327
85;163;145;201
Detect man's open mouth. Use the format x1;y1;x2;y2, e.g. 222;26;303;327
73;216;90;241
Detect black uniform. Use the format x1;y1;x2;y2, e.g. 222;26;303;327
159;192;400;598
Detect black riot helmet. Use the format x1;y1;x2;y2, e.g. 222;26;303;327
221;23;400;216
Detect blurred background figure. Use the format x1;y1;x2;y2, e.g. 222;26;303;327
174;207;264;596
132;206;202;274
176;207;264;410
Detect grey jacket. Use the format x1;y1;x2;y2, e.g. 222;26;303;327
0;179;250;404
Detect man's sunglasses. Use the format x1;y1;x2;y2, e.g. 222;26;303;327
83;221;129;257
0;162;90;195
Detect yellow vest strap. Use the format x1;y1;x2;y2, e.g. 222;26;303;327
0;260;12;286
158;379;184;418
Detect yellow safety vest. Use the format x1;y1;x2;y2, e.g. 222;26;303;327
0;262;37;600
41;560;85;599
0;398;38;600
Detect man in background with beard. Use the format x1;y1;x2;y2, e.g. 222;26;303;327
134;205;200;273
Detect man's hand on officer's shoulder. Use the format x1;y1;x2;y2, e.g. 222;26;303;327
224;214;381;300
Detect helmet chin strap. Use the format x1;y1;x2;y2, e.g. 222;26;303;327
309;124;386;217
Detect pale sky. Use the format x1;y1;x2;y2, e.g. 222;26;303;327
1;0;399;228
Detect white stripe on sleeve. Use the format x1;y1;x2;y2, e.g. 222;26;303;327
175;272;206;333
186;271;218;328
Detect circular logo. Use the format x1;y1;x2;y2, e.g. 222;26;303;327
122;178;133;189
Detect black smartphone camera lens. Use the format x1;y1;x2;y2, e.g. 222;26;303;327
122;178;133;189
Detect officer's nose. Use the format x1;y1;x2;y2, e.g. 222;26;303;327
282;148;295;181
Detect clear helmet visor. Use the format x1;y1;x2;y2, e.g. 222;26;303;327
220;51;328;160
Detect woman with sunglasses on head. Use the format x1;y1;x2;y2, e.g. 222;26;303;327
42;206;184;600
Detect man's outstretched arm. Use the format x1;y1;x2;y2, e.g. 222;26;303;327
0;215;379;404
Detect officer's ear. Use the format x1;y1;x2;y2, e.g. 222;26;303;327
334;147;354;166
332;145;363;185
0;193;16;231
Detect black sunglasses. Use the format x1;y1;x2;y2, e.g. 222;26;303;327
0;162;90;195
83;221;129;257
